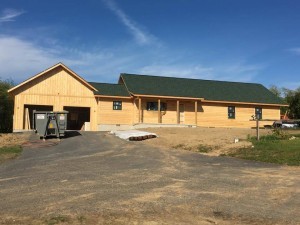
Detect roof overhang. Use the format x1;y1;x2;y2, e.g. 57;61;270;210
202;99;288;107
8;62;98;93
95;95;132;99
131;94;287;106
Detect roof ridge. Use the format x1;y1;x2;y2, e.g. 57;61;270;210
120;73;261;86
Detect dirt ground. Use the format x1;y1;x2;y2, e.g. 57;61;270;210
141;127;300;156
0;132;31;148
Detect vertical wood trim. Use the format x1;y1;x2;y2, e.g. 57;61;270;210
138;98;142;123
24;107;30;130
177;100;180;124
158;99;161;123
195;101;198;126
256;119;260;140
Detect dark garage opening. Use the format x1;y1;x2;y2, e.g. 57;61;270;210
63;106;90;130
24;104;53;129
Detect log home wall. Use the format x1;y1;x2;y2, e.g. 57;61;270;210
133;98;280;128
98;98;134;125
11;67;98;131
198;102;280;128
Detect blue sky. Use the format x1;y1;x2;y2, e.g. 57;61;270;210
0;0;300;89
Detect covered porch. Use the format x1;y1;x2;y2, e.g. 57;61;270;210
134;96;204;126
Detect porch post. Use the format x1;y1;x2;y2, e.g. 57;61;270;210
138;98;142;123
177;100;180;124
158;99;161;123
195;100;198;126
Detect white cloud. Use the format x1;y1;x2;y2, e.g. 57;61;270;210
0;35;142;83
0;36;60;81
102;0;158;45
287;47;300;55
136;61;263;83
215;62;264;82
0;8;25;23
0;35;263;86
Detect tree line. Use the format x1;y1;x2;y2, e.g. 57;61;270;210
0;79;14;133
269;85;300;119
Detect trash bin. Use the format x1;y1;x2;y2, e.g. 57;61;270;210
33;111;68;138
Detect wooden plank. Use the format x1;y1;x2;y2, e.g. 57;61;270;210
24;108;30;130
177;100;180;124
138;98;142;123
158;99;161;123
195;101;198;125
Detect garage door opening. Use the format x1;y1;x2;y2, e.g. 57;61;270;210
63;106;90;130
24;104;53;130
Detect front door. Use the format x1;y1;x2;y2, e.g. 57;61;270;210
179;104;185;124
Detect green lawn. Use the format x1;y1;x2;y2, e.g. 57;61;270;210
0;145;22;163
229;133;300;166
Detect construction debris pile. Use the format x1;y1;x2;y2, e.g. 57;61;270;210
110;130;157;141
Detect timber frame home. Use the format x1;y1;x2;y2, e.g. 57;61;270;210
8;62;286;131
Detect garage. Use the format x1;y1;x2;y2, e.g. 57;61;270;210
63;106;90;130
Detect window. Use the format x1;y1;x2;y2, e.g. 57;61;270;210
147;102;167;111
228;106;235;119
255;107;262;120
113;101;122;110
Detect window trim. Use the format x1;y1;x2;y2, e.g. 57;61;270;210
113;101;122;110
228;106;235;119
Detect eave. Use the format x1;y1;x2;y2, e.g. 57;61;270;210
202;99;288;107
132;94;204;101
95;95;132;99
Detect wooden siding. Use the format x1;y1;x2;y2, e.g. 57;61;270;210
98;98;133;125
197;102;280;128
133;98;280;128
12;67;98;131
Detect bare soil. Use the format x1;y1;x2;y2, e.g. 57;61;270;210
141;127;300;156
0;132;31;148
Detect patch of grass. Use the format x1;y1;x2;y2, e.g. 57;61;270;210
46;215;70;225
197;144;213;153
172;143;192;151
229;134;300;166
0;145;22;163
172;144;185;149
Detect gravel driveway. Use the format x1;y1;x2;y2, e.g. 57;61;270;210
0;132;299;225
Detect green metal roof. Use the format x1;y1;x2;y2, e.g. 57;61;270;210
120;73;285;105
89;82;131;97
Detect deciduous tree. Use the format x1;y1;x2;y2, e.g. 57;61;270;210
0;79;14;133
